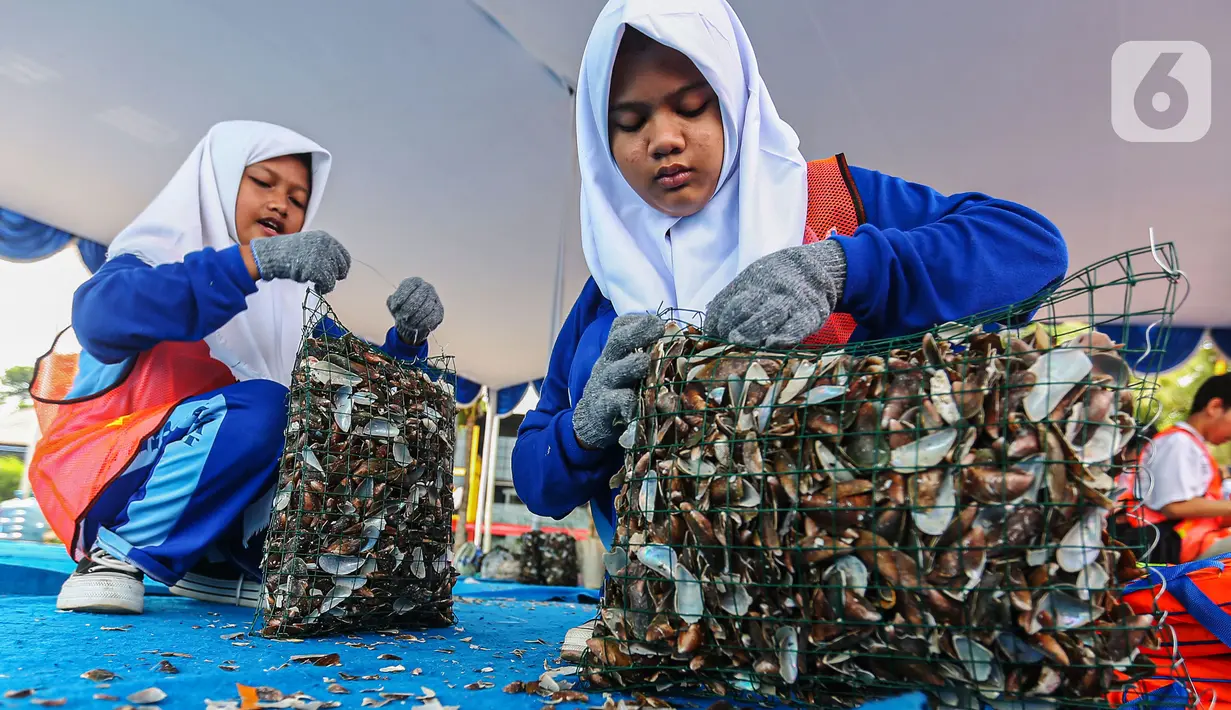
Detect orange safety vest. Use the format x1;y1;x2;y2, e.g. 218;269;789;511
1118;425;1231;563
1111;555;1231;708
801;154;865;346
27;329;237;558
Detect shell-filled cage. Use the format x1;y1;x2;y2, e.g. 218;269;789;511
580;244;1191;708
254;295;458;639
518;530;582;587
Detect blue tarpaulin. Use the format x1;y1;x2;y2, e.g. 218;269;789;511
0;541;928;710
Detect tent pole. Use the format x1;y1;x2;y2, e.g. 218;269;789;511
478;386;500;553
472;387;492;551
482;436;498;552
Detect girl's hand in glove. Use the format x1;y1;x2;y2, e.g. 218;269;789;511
704;239;847;348
249;229;351;295
387;277;444;345
572;314;665;451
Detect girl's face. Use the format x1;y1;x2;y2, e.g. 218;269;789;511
608;31;724;218
234;154;311;245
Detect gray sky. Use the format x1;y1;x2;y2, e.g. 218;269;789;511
0;249;89;372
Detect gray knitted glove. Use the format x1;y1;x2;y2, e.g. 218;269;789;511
704;239;848;348
387;277;444;346
250;229;351;295
573;314;666;451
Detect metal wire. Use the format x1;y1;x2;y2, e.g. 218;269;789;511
251;294;459;639
579;245;1184;708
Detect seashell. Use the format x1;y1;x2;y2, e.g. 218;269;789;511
634;544;677;579
953;635;997;684
911;468;957;536
359;418;398;439
273;484;294;512
824;555;869;598
1023;349;1093;422
302;448;324;473
318;554;364;576
1057;508;1106;573
891;428;957;472
333;385;354;432
310;360;364;387
673;565;704;624
1076;562;1110;600
717;574;753;616
603;548;629;576
996;632;1045;664
778;360;818;404
929;370;961;424
805;385;847;406
774;627;800;684
637;470;659;524
1075;421;1117;464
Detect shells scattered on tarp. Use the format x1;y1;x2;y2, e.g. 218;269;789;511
257;317;458;639
583;322;1159;707
153;660;179;674
517;530;581;587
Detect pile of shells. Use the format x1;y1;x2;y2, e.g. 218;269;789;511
583;322;1160;708
479;547;522;581
257;329;459;638
518;531;581;587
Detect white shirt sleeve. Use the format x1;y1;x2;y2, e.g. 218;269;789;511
1140;432;1214;511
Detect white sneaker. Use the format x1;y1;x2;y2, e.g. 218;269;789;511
168;560;262;608
56;548;145;615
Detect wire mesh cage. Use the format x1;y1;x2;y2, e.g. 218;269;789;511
580;243;1190;708
254;295;459;639
518;531;582;587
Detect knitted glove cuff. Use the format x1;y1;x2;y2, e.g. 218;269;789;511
813;237;848;308
250;241;270;281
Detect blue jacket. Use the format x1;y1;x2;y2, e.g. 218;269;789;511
70;244;425;395
512;163;1069;547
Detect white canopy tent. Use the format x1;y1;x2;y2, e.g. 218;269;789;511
1;0;1228;392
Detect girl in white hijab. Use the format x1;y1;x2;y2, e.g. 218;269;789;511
512;0;1067;552
33;121;445;615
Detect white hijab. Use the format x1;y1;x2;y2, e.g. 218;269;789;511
577;0;808;318
107;120;332;387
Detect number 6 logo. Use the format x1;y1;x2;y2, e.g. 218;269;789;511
1112;41;1212;143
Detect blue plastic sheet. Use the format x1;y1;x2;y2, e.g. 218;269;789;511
0;541;929;710
0;594;928;710
1095;322;1208;374
0;205;109;273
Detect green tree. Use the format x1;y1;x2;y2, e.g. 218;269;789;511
0;366;33;408
0;456;21;501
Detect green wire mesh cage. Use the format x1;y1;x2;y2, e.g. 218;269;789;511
254;295;459;639
518;530;582;587
579;243;1188;708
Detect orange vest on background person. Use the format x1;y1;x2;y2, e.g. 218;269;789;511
27;329;237;558
801;154;865;347
1118;424;1231;564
